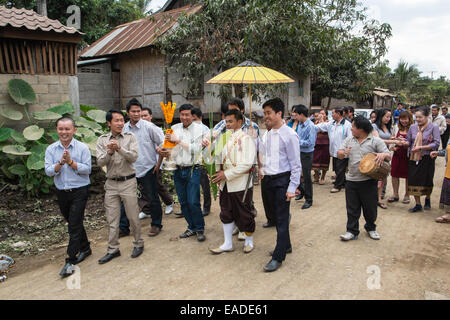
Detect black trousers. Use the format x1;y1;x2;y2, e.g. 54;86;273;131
137;168;163;228
442;134;449;150
56;186;90;264
332;157;348;190
345;180;378;236
261;175;275;225
264;173;291;262
299;152;313;202
200;167;211;212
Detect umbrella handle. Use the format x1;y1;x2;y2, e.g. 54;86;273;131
249;83;252;124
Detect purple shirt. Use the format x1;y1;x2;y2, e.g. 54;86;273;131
406;122;440;156
259;124;301;194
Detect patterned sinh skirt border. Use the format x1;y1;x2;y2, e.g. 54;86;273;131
439;177;450;213
407;155;435;197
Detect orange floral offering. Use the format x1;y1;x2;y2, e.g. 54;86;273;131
160;101;177;148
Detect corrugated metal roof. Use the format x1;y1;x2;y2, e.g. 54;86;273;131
0;5;83;35
80;4;202;59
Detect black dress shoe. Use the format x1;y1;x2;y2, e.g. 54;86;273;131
98;251;121;264
263;222;275;228
75;248;92;265
196;231;206;242
202;210;210;217
302;202;312;209
131;247;144;258
269;247;292;256
264;259;282;272
175;212;184;219
424;198;431;210
295;194;304;201
119;230;130;238
59;263;75;278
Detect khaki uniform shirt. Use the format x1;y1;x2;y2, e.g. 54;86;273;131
96;132;139;179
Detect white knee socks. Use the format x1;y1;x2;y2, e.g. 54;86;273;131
220;222;235;250
245;235;254;248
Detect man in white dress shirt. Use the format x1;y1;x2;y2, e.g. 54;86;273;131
259;98;301;272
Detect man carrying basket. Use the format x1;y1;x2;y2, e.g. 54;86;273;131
337;116;391;241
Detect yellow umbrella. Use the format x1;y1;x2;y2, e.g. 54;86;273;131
206;61;294;121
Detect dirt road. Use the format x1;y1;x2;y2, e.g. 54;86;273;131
1;159;449;300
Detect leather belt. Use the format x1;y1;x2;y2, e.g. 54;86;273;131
176;165;201;170
264;171;291;180
59;185;88;193
109;174;136;182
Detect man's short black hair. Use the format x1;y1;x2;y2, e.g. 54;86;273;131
56;117;75;128
179;104;194;113
221;101;229;115
347;106;355;114
432;105;440;110
142;107;152;115
228;97;245;112
225;109;244;122
191;107;202;119
442;106;448;111
126;98;142;112
106;109;125;122
333;107;344;116
292;104;309;117
262;98;285;118
353;115;373;135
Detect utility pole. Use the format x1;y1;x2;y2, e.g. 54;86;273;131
428;71;437;80
37;0;47;16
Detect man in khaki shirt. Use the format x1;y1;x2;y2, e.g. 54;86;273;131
96;110;144;264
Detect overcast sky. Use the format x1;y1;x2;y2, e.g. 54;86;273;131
148;0;450;79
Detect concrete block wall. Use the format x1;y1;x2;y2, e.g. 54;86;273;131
0;74;74;128
78;62;116;110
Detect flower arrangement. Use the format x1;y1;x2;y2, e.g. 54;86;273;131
160;101;177;148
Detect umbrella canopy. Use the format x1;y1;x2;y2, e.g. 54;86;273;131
206;61;294;123
207;61;294;84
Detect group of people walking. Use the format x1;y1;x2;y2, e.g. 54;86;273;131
44;97;449;278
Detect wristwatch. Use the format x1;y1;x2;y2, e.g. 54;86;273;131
58;160;64;166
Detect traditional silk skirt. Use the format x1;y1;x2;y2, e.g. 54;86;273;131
312;133;330;171
439;177;450;213
408;155;435;196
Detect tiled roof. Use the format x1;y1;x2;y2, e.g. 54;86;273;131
79;4;202;59
0;5;83;35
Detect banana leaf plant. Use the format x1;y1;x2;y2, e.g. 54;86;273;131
203;107;231;201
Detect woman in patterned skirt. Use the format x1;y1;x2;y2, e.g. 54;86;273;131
404;107;440;212
313;110;330;184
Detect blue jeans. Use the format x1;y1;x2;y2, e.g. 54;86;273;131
174;167;204;232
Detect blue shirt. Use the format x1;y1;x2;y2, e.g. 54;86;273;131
123;120;164;178
213;117;260;137
288;118;317;153
45;138;92;190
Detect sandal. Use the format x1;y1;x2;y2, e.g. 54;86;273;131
387;197;399;203
377;202;387;209
435;215;450;223
402;197;410;204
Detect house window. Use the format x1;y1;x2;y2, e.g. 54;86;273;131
80;68;101;74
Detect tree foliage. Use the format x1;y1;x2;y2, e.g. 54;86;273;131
157;0;392;103
369;60;450;106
